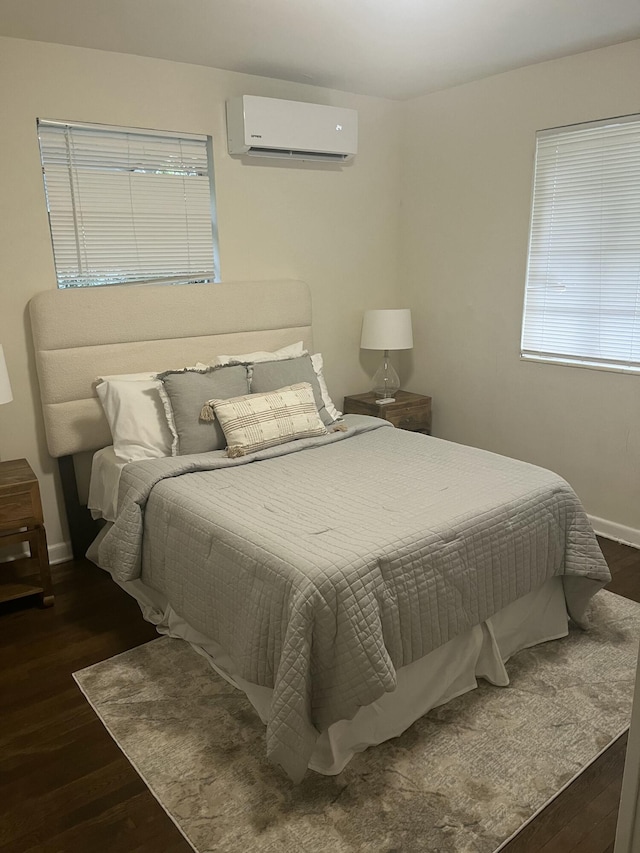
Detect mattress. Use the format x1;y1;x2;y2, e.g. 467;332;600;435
95;415;611;781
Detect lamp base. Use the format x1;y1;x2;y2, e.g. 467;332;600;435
372;351;400;404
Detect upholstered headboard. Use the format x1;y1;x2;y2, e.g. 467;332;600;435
29;279;313;458
29;279;313;557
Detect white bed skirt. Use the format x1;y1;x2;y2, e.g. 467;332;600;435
107;563;568;775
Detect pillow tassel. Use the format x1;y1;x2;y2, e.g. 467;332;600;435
199;401;217;422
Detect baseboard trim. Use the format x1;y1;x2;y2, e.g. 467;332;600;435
49;541;73;565
0;539;73;567
589;515;640;550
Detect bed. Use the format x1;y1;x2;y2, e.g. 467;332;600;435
29;279;611;783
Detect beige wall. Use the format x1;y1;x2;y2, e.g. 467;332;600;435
0;37;402;556
2;34;638;558
401;39;640;539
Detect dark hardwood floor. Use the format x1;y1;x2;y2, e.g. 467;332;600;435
1;538;639;853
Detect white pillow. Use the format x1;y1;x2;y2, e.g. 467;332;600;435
97;371;159;382
310;353;342;421
213;341;305;366
95;376;174;462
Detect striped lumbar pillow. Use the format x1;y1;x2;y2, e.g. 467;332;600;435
201;382;328;458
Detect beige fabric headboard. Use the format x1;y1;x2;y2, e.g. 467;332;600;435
29;279;313;458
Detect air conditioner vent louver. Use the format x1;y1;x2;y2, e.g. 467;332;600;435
246;147;351;162
227;96;358;164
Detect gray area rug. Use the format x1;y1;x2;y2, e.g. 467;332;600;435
74;590;640;853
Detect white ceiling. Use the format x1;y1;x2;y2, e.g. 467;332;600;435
1;0;639;100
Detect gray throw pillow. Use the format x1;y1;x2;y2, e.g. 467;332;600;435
159;365;249;454
250;355;335;425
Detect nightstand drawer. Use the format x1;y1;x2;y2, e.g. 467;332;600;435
0;460;43;532
0;489;39;529
390;411;431;432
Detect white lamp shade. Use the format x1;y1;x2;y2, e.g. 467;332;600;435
0;345;13;405
360;309;413;351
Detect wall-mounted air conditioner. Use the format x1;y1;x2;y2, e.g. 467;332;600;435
226;95;358;163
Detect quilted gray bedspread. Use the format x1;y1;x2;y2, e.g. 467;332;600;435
98;416;611;781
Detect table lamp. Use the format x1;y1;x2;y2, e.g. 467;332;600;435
0;345;12;406
360;309;413;403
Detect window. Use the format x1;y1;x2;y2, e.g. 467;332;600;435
37;120;219;288
521;114;640;374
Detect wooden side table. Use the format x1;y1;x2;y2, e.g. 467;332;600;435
0;459;53;607
343;390;432;434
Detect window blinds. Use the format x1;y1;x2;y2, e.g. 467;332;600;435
521;114;640;374
38;120;218;288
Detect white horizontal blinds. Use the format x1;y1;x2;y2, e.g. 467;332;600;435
38;121;217;288
522;115;640;373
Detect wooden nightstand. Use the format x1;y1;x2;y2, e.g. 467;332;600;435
0;459;53;607
343;390;432;434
